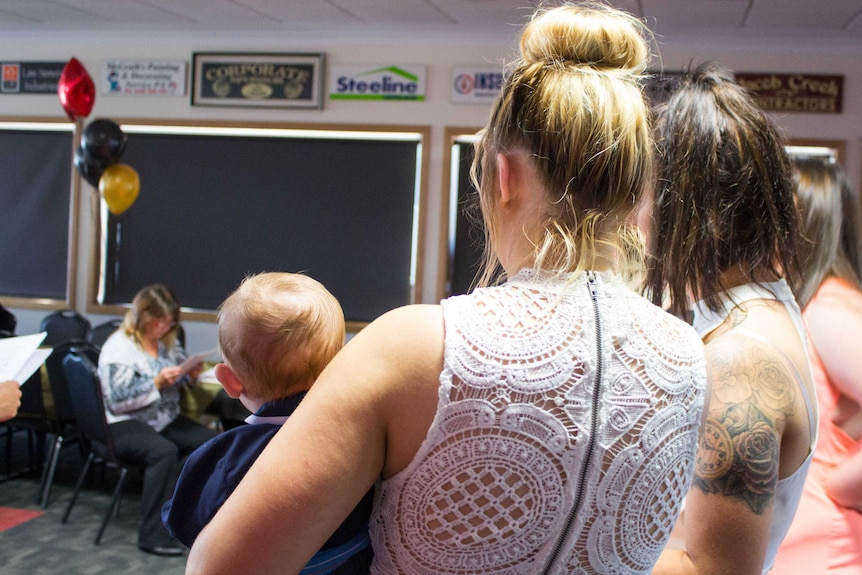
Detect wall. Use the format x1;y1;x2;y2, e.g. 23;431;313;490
2;30;859;353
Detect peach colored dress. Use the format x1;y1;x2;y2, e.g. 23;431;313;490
772;278;862;574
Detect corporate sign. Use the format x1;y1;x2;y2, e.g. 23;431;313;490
1;62;65;94
101;60;187;97
451;66;503;104
330;65;425;101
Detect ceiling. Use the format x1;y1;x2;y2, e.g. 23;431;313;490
0;0;861;44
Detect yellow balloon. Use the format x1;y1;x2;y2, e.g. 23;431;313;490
99;163;140;215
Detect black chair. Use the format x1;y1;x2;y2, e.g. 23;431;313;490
40;310;91;347
37;340;101;507
87;319;123;350
2;368;49;481
60;348;136;545
0;303;16;335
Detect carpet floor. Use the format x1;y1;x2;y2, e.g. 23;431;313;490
0;427;187;575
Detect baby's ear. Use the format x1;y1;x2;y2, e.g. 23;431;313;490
214;363;244;399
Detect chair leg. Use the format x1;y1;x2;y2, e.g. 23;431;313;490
95;467;128;545
4;425;11;477
38;434;65;507
62;451;95;524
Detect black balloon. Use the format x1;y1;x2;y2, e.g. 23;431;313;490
81;118;127;163
74;143;110;187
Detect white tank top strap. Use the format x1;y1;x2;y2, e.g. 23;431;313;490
692;279;816;447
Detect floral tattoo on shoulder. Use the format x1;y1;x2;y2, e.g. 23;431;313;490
693;336;796;514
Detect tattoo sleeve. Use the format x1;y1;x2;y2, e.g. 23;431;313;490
692;337;796;514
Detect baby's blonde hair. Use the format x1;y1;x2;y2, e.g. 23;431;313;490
217;272;345;402
473;1;653;285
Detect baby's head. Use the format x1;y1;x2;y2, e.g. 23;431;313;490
216;272;345;408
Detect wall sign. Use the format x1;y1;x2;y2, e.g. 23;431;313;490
451;66;503;104
192;53;324;109
330;65;426;101
1;62;65;94
101;60;187;96
735;73;843;113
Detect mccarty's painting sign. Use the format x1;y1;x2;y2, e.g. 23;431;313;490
735;73;843;114
330;65;426;101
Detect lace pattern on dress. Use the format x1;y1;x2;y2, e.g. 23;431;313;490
370;270;706;575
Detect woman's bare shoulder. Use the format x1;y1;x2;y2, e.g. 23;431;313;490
347;304;444;370
317;304;445;477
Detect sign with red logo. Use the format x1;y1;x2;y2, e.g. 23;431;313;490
1;61;65;94
451;66;503;104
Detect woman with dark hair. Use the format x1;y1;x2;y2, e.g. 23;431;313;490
98;283;216;556
772;159;862;574
647;63;818;575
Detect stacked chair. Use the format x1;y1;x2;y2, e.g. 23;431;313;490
61;347;140;545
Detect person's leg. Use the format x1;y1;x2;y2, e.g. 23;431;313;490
160;414;217;463
109;419;181;551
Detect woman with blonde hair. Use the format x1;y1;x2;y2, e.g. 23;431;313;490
188;4;707;574
98;283;216;556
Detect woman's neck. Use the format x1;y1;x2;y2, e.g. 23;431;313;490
140;335;159;358
719;263;782;291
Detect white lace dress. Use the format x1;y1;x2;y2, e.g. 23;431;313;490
369;270;708;574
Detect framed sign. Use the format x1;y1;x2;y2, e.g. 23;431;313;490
1;62;66;94
191;53;324;109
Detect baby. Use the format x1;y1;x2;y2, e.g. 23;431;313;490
162;272;373;573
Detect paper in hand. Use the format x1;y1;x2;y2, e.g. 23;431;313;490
0;332;49;384
179;348;218;377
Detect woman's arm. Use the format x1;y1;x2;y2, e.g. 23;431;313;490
653;334;789;575
100;339;183;413
100;363;163;414
187;304;444;575
806;283;862;414
806;282;862;510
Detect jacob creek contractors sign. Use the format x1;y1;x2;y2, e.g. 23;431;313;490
735;73;843;113
191;53;324;109
330;65;426;101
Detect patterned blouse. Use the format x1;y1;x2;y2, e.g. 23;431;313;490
369;270;708;574
97;329;189;432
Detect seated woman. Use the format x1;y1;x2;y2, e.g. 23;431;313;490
97;283;216;556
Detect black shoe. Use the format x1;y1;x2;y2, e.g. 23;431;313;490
139;544;185;557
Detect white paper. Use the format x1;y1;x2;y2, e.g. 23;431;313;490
179;347;218;377
0;332;48;383
14;348;52;383
197;365;219;384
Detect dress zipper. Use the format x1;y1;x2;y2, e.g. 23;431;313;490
540;271;604;574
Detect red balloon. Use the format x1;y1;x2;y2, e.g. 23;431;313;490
58;57;95;121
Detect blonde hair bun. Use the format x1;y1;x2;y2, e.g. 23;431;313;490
520;2;649;74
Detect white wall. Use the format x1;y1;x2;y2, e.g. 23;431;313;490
2;30;859;353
